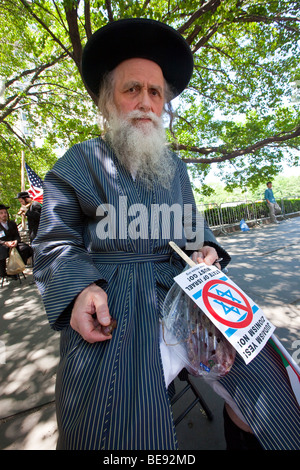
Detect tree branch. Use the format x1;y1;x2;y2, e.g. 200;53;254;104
84;0;92;39
64;1;82;71
51;0;70;35
1;120;31;147
4;51;68;90
192;23;220;52
172;125;300;164
105;0;114;22
0;52;68;121
19;0;73;59
177;0;222;35
233;13;300;33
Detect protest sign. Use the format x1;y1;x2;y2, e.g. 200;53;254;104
173;262;275;364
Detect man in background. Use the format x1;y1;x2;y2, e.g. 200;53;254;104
264;181;281;224
17;191;41;241
0;204;32;278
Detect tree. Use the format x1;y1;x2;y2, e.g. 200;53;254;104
0;0;299;212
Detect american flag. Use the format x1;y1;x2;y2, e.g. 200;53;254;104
25;162;43;204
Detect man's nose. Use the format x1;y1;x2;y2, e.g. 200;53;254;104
136;89;151;112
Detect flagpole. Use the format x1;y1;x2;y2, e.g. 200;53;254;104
21;150;25;191
21;150;26;229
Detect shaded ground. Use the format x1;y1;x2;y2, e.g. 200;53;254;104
0;217;299;450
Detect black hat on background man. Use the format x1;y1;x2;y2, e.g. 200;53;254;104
16;192;31;199
82;18;194;99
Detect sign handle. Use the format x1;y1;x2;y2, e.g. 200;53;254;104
169;241;197;268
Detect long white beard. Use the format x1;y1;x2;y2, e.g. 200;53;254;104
106;109;175;189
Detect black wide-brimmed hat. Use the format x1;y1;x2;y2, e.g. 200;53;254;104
16;192;30;199
82;18;194;98
0;204;10;210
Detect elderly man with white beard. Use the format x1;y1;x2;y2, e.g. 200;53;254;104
33;19;300;452
33;18;231;450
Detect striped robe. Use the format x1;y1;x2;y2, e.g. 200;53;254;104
33;137;228;450
220;343;300;449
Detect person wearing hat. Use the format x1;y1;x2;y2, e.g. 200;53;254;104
0;204;33;278
32;18;231;450
32;19;299;451
17;191;41;242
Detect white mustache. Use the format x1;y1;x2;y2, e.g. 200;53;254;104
125;110;161;126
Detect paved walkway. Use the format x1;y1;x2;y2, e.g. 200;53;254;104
0;217;299;450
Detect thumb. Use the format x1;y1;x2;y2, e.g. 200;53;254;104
93;291;111;326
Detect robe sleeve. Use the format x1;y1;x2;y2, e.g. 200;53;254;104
32;167;104;331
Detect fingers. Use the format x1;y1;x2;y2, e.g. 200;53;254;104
191;251;203;264
192;246;222;268
202;246;219;265
70;283;113;343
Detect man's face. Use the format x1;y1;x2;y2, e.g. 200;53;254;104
105;58;174;189
112;58;165;122
0;209;8;223
267;183;272;189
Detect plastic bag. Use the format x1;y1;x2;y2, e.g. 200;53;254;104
162;280;236;379
240;218;249;231
6;247;26;275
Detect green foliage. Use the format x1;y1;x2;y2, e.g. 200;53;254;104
0;0;299;208
194;174;300;205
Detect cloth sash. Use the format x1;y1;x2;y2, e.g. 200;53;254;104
219;341;300;450
90;251;171;264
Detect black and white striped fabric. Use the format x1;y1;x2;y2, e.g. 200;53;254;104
34;137;299;450
33;137;221;450
220;341;300;450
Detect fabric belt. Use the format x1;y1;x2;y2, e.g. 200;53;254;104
90;251;171;264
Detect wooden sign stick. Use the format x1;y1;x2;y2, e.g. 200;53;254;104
169;241;197;268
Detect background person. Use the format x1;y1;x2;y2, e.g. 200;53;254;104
17;191;41;241
264;181;281;224
0;204;33;278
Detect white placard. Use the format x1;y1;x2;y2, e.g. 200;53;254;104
174;263;276;364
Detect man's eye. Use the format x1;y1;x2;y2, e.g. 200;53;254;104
150;89;161;97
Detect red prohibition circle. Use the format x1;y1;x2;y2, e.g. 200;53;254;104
202;279;253;329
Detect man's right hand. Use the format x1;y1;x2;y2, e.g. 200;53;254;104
70;283;112;343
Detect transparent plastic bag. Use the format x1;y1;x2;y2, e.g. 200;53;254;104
162;280;236;379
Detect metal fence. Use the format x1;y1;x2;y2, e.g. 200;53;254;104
198;196;300;234
197;203;222;230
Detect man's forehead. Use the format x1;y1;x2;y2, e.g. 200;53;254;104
113;58;164;81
